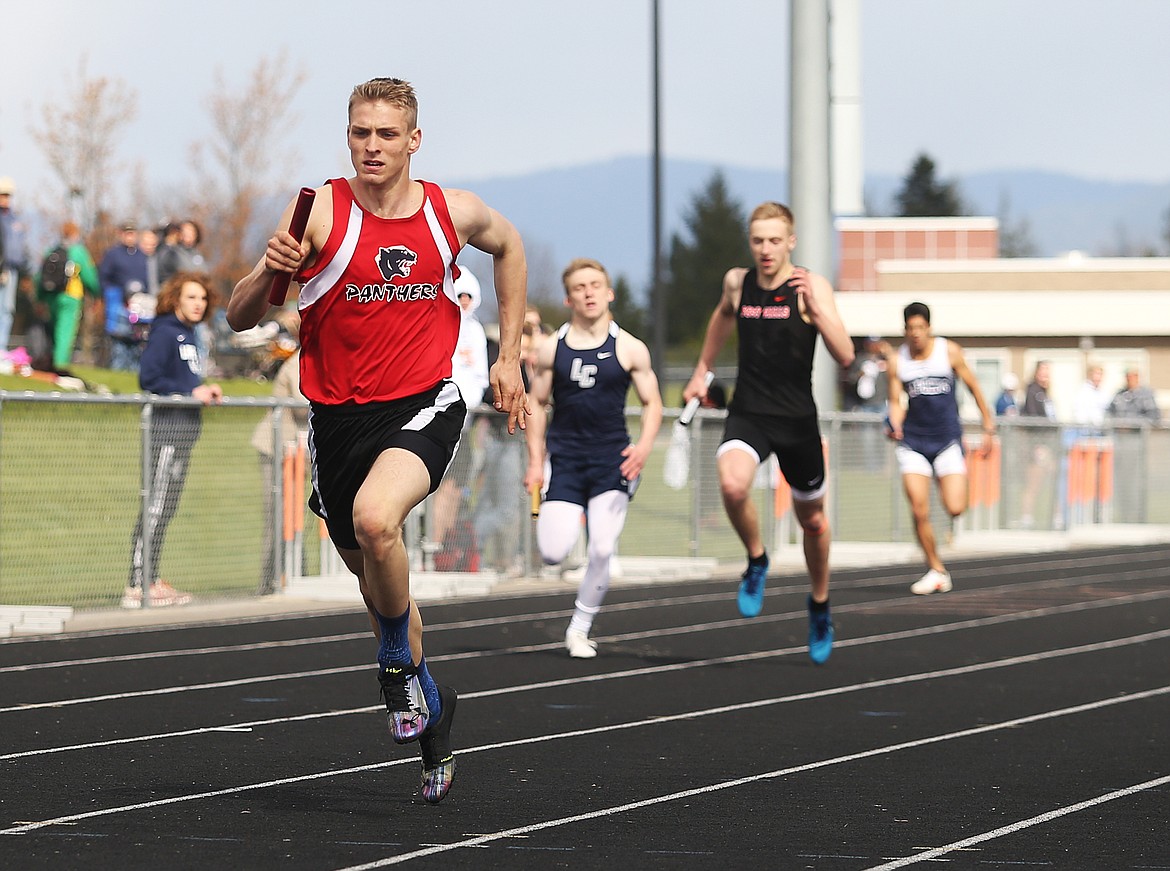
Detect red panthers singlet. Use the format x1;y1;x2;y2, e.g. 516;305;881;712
294;178;463;405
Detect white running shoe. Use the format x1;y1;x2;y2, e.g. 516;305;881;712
565;628;598;659
911;569;953;595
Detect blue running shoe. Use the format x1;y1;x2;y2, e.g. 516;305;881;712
378;663;430;744
737;557;768;618
418;684;457;803
808;597;833;664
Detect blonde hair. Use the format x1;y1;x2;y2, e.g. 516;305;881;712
348;78;418;128
156;272;219;321
561;257;610;293
749;201;795;228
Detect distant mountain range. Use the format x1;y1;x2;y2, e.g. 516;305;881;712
449;156;1170;306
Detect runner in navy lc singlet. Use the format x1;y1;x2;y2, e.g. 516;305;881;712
228;78;530;805
682;202;855;664
525;258;662;659
886;302;996;597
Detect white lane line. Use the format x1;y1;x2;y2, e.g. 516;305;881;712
0;633;370;674
4;587;1169;716
4;548;1162;666
15;549;1136;649
327;685;1170;868
862;774;1170;870
4;625;1169;773
0;588;803;674
3;677;1166;841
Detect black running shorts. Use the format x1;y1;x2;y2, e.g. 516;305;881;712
718;410;826;499
307;380;466;550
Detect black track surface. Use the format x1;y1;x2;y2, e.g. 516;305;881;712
2;545;1168;870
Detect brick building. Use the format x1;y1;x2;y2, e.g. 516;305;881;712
833;216;1170;420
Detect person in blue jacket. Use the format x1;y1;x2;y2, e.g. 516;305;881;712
123;272;223;609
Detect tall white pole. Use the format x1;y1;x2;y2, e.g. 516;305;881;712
831;0;864;218
790;0;838;411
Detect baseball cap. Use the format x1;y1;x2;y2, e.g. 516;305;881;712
0;177;14;195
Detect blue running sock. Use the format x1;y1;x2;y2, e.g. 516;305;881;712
417;657;442;721
374;605;411;668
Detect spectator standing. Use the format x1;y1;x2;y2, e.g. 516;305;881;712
1108;367;1160;424
996;373;1020;417
0;177;30;353
1072;364;1111;432
157;222;181;276
847;335;890;471
429;267;490;555
251;311;307;593
35;222;101;371
139;229;162;297
1018;360;1058;529
157;219;207;283
473;323;531;576
124;273;223;609
845;335;889;413
100;222;150;371
1022;360;1057;420
1108;367;1161;522
158;220;213;367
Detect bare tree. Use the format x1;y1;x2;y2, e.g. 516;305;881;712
996;192;1038;258
28;57;137;234
190;52;307;292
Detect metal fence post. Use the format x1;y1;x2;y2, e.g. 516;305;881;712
689;412;702;559
140;400;154;607
270;406;285;587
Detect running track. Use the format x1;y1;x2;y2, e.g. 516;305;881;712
1;544;1167;870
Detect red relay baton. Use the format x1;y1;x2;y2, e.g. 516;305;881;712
267;186;317;306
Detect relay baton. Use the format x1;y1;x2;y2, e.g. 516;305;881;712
267;187;317;306
530;485;542;519
679;371;715;427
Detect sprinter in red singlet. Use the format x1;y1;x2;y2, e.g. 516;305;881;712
228;78;529;804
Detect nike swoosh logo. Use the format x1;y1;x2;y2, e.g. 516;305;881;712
597;352;612;359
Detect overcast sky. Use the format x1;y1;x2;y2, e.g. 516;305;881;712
2;0;1169;203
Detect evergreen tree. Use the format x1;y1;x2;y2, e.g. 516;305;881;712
895;153;966;217
665;171;750;346
610;274;646;337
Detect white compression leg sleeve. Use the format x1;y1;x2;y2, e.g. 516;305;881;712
536;500;586;566
568;490;630;636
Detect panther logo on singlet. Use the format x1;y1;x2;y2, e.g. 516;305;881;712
376;246;418;280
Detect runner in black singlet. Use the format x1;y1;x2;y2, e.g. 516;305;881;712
683;202;855;664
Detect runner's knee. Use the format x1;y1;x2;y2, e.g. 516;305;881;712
800;514;828;537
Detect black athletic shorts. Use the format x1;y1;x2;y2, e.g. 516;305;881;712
307;380;466;550
718;410;826;499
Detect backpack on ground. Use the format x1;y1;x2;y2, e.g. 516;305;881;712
39;244;74;294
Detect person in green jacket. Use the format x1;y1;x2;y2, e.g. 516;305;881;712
36;221;100;370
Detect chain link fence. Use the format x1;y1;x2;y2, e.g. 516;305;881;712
1;391;1166;610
